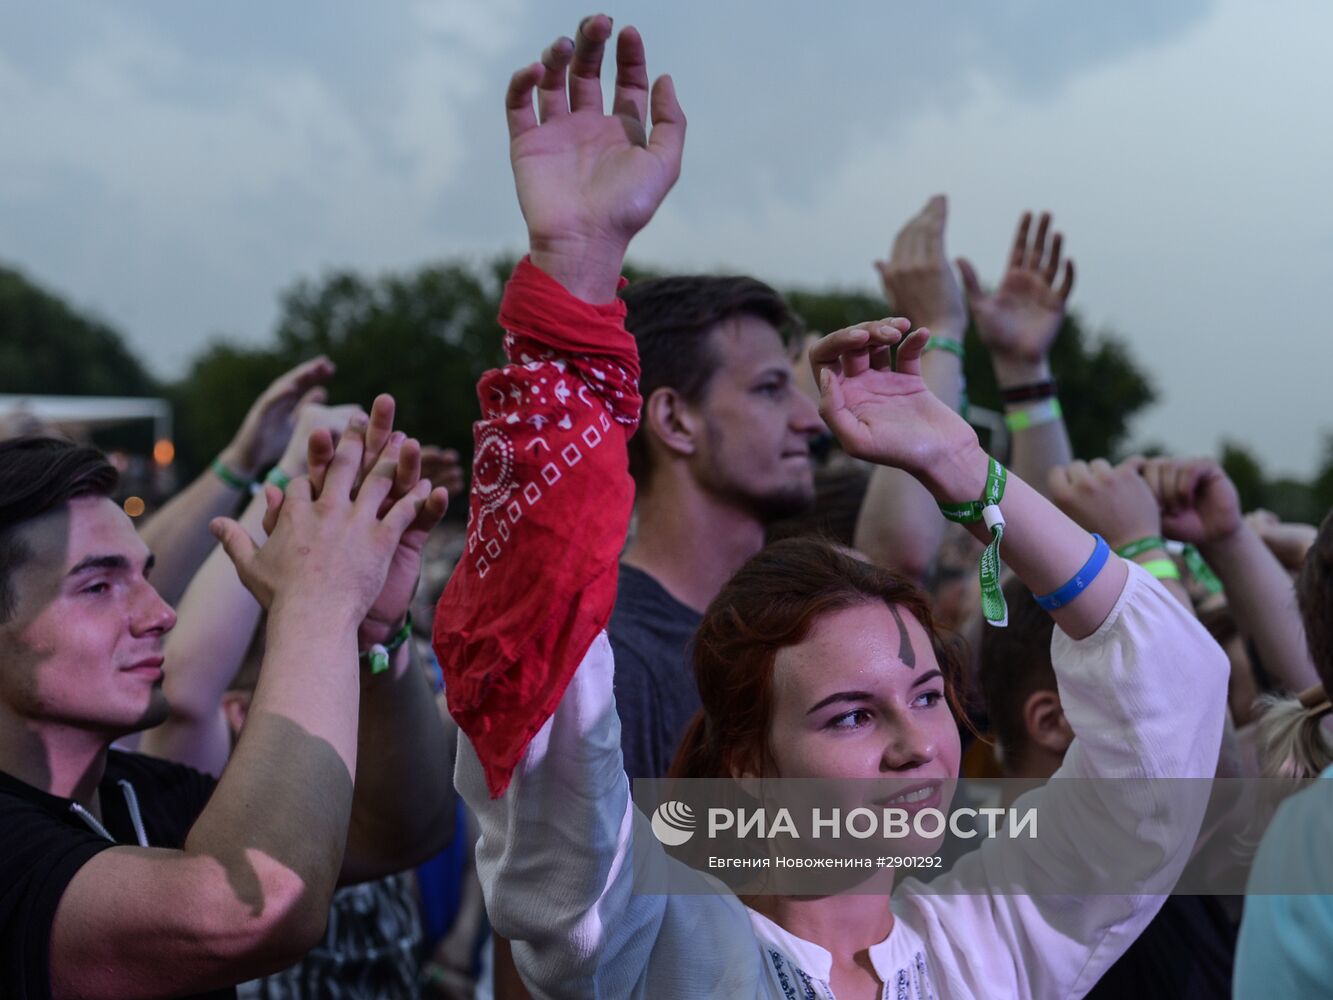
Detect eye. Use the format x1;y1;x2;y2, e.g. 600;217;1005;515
913;690;945;709
827;708;873;730
753;381;784;398
82;582;111;596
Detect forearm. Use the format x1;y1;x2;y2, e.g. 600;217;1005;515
924;444;1127;639
139;450;253;604
993;357;1072;499
1200;524;1319;693
855;345;962;579
141;492;269;774
343;640;457;882
184;598;361;924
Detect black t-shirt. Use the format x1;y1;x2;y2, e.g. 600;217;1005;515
608;564;704;782
1087;894;1236;998
0;749;228;1000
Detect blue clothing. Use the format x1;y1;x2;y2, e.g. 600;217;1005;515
1233;764;1333;998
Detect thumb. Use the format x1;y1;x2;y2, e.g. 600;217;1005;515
956;257;983;302
210;517;258;571
296;385;328;411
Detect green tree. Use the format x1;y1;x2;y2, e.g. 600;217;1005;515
1220;440;1267;513
0;264;158;397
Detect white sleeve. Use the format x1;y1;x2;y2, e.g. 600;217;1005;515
454;632;762;999
898;563;1230;999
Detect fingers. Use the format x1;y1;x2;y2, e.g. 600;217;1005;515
394;436;422;499
361;394;397;481
1008;212;1032;270
956;257;983;302
569;14;611;113
537;36;574;122
921;194;946;261
807;320;909;378
1043;232;1063;285
893;327;930;377
296;385;328;411
1089;457;1113;477
306;427;337;495
1026;212;1051;272
406;486;451;540
1057;258;1076;300
612;25;649;122
505;62;543;139
420;446;465;495
647;74;686;168
381;479;435;538
210;517;259;574
323;412;368;499
260;483;284;538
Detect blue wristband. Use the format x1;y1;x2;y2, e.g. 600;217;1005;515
1033;534;1111;611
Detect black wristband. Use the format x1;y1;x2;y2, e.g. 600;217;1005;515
999;378;1058;405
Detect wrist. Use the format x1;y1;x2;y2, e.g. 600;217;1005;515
218;442;260;481
1196;520;1249;563
920;318;965;343
991;355;1052;388
919;442;990;505
358;613;408;650
527;235;627;304
270;593;361;642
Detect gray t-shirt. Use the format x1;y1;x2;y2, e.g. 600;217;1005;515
608;564;704;782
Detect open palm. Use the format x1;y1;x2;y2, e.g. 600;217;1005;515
506;18;684;292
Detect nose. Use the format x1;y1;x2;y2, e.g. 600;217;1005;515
132;582;177;637
879;713;936;773
789;385;825;439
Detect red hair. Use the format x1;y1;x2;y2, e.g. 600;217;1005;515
669;537;969;781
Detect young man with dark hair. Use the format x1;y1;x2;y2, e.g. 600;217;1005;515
0;426;455;999
610;273;824;781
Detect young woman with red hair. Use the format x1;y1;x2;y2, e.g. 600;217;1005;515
441;15;1230;998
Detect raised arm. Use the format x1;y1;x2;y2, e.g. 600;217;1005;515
51;417;436;997
853;195;967;580
1142;456;1319;695
139;400;364;775
139;357;334;603
959;211;1075;493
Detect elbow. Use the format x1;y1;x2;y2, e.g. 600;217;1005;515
194;862;334;974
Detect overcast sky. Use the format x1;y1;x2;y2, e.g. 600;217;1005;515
2;0;1330;476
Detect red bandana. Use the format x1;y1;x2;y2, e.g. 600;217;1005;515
433;258;640;797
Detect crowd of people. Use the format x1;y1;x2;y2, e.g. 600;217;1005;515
1;13;1330;1000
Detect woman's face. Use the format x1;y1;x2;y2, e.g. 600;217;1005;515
764;601;961;786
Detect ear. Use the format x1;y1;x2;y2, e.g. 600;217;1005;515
220;690;252;739
642;387;701;461
1021;688;1074;756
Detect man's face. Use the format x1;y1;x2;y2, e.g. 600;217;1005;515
689;314;824;521
0;496;176;737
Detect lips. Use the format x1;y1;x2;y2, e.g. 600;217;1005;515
122;656;164;680
873;780;943;812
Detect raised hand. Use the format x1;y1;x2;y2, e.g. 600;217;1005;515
1139;457;1243;547
810;319;978;482
1048;457;1162;551
874;195;967;340
210;413;436;626
262;395;450;647
219;356;336;478
506;14;685;302
958;212;1074;378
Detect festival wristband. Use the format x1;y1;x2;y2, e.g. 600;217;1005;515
1139;559;1181;581
1182;544;1224;594
210;458;253;491
924;336;965;360
1004;398;1062;432
264;467;292;492
938;456;1008;627
923;337;970;419
361;613;413;675
1033;533;1111;611
1116;535;1167;560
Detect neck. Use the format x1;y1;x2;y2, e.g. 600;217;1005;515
0;706;110;808
623;475;767;613
747;879;896;960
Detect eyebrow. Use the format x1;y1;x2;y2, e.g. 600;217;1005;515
752;367;791;383
805;670;945;715
67;552;156;577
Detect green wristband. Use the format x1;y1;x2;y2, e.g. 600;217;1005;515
938;457;1009;627
264;467;292;491
362;613;413;675
1116;535;1167;560
1140;559;1181;581
211;458;252;491
924;336;965;360
1004;398;1062;432
1183;545;1224;595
